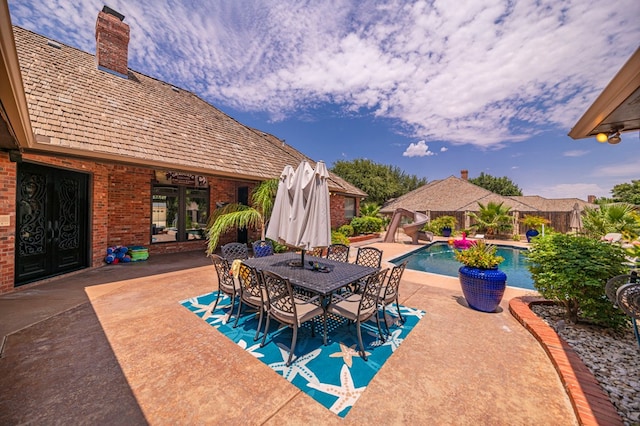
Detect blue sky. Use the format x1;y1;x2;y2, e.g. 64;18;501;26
9;0;640;200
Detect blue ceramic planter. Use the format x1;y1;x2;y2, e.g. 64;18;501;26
525;229;539;242
458;266;507;312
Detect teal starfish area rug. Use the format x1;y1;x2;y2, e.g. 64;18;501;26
180;292;424;417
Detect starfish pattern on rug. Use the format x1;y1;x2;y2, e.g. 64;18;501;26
380;329;403;352
180;291;424;418
307;364;366;415
184;297;215;317
237;339;264;358
269;344;320;384
400;306;425;319
206;302;234;325
329;342;369;368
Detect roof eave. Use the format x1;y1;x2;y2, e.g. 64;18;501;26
569;47;640;139
24;140;365;194
0;2;35;150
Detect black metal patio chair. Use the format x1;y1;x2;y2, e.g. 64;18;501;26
234;262;267;342
326;244;349;263
378;261;407;335
260;270;327;366
209;254;239;322
221;242;249;261
327;268;388;361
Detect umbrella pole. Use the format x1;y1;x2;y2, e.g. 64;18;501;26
301;249;305;268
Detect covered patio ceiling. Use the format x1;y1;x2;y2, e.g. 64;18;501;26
569;47;640;142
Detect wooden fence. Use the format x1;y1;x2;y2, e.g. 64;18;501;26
424;210;577;236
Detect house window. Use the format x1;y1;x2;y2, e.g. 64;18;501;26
344;197;356;219
151;185;209;243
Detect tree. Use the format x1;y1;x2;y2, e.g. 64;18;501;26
330;159;427;205
611;180;640;205
206;179;278;254
582;203;640;240
467;201;513;236
468;172;522;196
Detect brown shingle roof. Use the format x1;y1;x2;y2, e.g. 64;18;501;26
381;175;594;214
380;176;498;213
510;196;591;212
13;26;365;197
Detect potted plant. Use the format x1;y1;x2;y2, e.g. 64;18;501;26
520;215;549;242
454;240;507;312
432;215;457;237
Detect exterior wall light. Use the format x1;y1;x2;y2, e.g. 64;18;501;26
608;131;622;144
596;130;623;144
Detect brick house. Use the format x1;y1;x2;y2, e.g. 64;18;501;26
380;170;595;235
0;6;365;294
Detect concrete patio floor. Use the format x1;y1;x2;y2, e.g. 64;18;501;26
0;239;578;425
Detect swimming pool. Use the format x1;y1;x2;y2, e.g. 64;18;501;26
391;242;535;290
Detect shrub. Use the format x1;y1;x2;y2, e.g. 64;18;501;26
359;202;381;218
331;230;350;246
423;216;457;235
269;238;288;254
337;224;354;237
350;216;383;235
520;215;550;230
525;233;629;328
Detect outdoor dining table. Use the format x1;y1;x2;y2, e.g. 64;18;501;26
243;251;377;297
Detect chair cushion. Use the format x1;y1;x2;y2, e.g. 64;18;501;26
270;296;323;326
219;276;239;295
294;298;324;325
328;297;375;322
379;285;397;303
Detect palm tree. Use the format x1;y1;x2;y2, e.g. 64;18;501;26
582;203;640;239
206;178;278;255
467;201;513;236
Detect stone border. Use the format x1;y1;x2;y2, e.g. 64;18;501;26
509;296;623;426
348;234;380;243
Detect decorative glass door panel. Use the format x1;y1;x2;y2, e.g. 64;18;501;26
15;163;89;285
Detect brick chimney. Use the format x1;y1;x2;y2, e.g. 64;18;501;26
587;195;596;204
461;169;468;180
95;6;129;78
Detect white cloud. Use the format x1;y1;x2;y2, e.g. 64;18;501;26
403;140;434;157
593;159;640;178
524;183;608;199
563;150;590;157
440;146;448;152
10;0;640;148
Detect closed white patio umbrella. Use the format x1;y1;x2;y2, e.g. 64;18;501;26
266;165;295;244
265;160;331;266
298;161;331;250
570;203;583;232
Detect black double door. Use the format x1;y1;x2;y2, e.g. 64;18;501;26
15;163;89;285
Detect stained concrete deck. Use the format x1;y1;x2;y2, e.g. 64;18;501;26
0;239;578;425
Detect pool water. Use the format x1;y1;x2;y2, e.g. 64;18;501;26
391;242;535;290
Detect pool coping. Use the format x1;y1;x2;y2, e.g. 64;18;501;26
509;296;623;426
